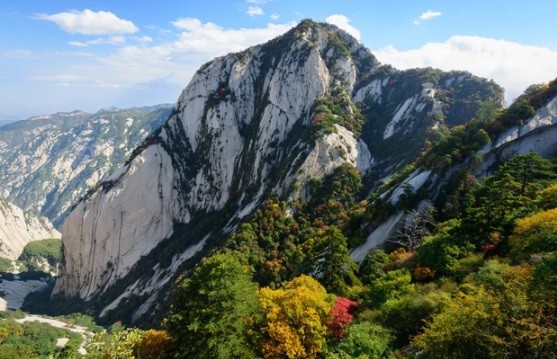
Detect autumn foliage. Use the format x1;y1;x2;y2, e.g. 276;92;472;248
327;297;358;339
136;330;172;359
259;275;333;359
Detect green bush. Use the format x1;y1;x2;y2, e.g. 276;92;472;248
368;269;414;307
19;238;62;267
417;220;474;276
0;318;82;358
359;249;389;285
326;322;393;359
379;285;450;344
0;257;12;272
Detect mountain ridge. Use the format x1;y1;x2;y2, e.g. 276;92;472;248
50;20;505;325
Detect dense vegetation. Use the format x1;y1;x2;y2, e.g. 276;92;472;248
80;151;557;359
2;79;553;357
0;315;82;358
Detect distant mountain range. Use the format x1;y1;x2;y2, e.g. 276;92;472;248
0;105;173;228
0;119;17;128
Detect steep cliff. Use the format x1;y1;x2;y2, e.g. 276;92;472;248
0;105;172;227
52;20;503;325
351;90;557;262
0;199;60;260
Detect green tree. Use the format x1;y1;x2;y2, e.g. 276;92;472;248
325;322;393;359
417;219;473;276
414;261;557;358
304;226;360;296
164;252;260;359
460;153;555;246
379;285;450;345
359;249;389;285
368;269;414;307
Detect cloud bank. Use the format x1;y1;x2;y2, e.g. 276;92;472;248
36;9;138;35
374;36;557;102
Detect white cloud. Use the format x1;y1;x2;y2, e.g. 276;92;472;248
414;10;442;25
247;6;264;17
68;36;126;47
68;41;89;48
2;19;298;117
324;14;361;41
30;74;84;82
169;18;294;55
373;36;557;103
36;9;138;35
133;36;153;43
4;49;33;58
32;18;296;98
172;18;202;31
270;13;280;20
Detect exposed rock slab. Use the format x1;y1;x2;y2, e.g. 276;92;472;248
0;200;60;260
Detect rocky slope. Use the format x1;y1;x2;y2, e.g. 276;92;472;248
51;20;503;325
0;105;172;228
351;91;557;262
0;199;60;260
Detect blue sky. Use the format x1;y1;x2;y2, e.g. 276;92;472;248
2;1;557;120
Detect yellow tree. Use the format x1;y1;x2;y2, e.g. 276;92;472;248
509;207;557;262
259;275;333;359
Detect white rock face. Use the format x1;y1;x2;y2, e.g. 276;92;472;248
288;124;372;199
0;106;171;227
0;200;60;260
53;22;379;322
350;212;405;263
54;145;182;299
387;169;433;204
475;95;557;177
353;78;385;103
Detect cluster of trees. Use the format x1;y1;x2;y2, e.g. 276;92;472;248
0;238;62;273
19;238;62;272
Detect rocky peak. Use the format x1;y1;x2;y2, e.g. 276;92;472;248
51;20;503;326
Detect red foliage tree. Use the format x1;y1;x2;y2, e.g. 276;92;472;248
327;297;358;339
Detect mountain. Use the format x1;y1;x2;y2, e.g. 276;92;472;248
0;105;173;228
51;20;503;325
0;199;60;260
0;119;17;128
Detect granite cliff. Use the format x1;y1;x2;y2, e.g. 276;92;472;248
51;20;503;325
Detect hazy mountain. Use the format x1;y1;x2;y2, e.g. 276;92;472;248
0;105;173;227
